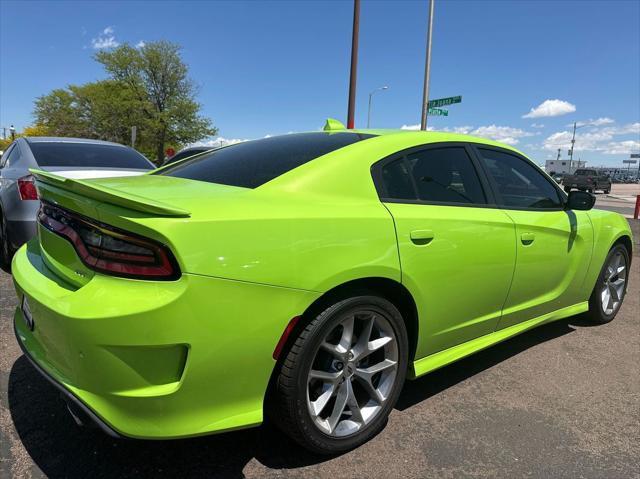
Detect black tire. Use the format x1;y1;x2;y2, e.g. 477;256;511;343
604;188;611;194
587;188;594;194
0;211;12;274
270;295;408;454
584;244;630;324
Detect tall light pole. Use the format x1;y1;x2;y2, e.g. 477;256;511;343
420;0;435;131
568;121;594;165
367;86;388;128
346;0;360;129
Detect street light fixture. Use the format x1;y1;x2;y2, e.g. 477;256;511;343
367;86;389;128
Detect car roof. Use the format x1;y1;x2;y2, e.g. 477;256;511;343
23;137;129;147
345;128;524;155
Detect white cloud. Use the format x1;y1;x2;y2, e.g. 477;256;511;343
399;124;533;145
543;122;640;154
91;26;119;49
400;124;436;131
571;117;615;127
602;140;640;155
135;40;146;49
469;125;534;145
530;123;545;129
614;122;640;135
522;99;576;118
193;137;248;148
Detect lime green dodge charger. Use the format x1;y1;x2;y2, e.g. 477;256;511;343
11;121;632;454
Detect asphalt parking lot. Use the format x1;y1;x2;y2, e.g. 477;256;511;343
593;183;640;218
0;221;638;479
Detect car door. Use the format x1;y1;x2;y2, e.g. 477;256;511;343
372;143;517;356
473;146;594;330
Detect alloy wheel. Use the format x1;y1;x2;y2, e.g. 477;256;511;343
306;311;398;437
601;250;627;315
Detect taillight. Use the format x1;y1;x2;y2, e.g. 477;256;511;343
38;201;180;280
17;175;39;200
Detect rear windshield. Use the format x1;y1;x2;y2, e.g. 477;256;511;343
156;132;376;188
29;142;153;169
575;169;596;176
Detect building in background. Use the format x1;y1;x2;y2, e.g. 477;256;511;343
545;159;586;175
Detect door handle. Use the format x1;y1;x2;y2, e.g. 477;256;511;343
520;232;535;245
410;229;434;245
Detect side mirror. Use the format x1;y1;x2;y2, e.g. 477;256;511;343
566;190;595;211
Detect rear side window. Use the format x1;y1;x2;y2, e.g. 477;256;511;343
166;147;212;165
478;148;563;209
29;142;153;169
0;143;16;168
380;146;486;205
157;132;375;188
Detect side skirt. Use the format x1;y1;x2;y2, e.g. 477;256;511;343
409;302;589;379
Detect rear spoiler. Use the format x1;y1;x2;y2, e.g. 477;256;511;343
30;169;191;218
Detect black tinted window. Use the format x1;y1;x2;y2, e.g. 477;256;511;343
478;148;562;209
380;147;486;205
29;142;153;169
166;148;212;165
380;159;415;200
408;147;486;204
157;132;375;188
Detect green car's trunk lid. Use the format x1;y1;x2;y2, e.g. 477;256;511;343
31;170;249;286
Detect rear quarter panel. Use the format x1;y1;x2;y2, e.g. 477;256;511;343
582;209;633;295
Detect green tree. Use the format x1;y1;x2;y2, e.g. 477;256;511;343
32;41;216;164
95;41;217;162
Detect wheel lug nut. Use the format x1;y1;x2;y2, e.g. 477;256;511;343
335;362;343;370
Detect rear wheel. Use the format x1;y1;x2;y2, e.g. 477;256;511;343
270;295;408;454
585;244;629;324
0;211;12;273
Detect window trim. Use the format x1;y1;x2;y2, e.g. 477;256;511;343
469;144;568;212
0;143;16;168
370;142;497;208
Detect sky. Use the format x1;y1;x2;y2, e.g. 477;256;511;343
1;0;639;166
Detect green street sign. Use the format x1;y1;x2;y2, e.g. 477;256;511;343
428;95;462;108
428;108;448;117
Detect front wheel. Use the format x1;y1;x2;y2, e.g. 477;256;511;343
270;295;408;454
585;244;629;324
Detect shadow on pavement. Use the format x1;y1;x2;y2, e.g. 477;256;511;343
8;315;588;478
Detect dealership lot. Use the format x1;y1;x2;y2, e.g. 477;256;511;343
0;221;638;479
594;183;640;218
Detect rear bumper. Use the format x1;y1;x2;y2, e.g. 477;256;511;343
14;320;121;438
12;240;320;439
6;218;37;250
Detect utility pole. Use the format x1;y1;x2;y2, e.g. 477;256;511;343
556;148;561;161
568;121;577;164
346;0;360;129
420;0;435;130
